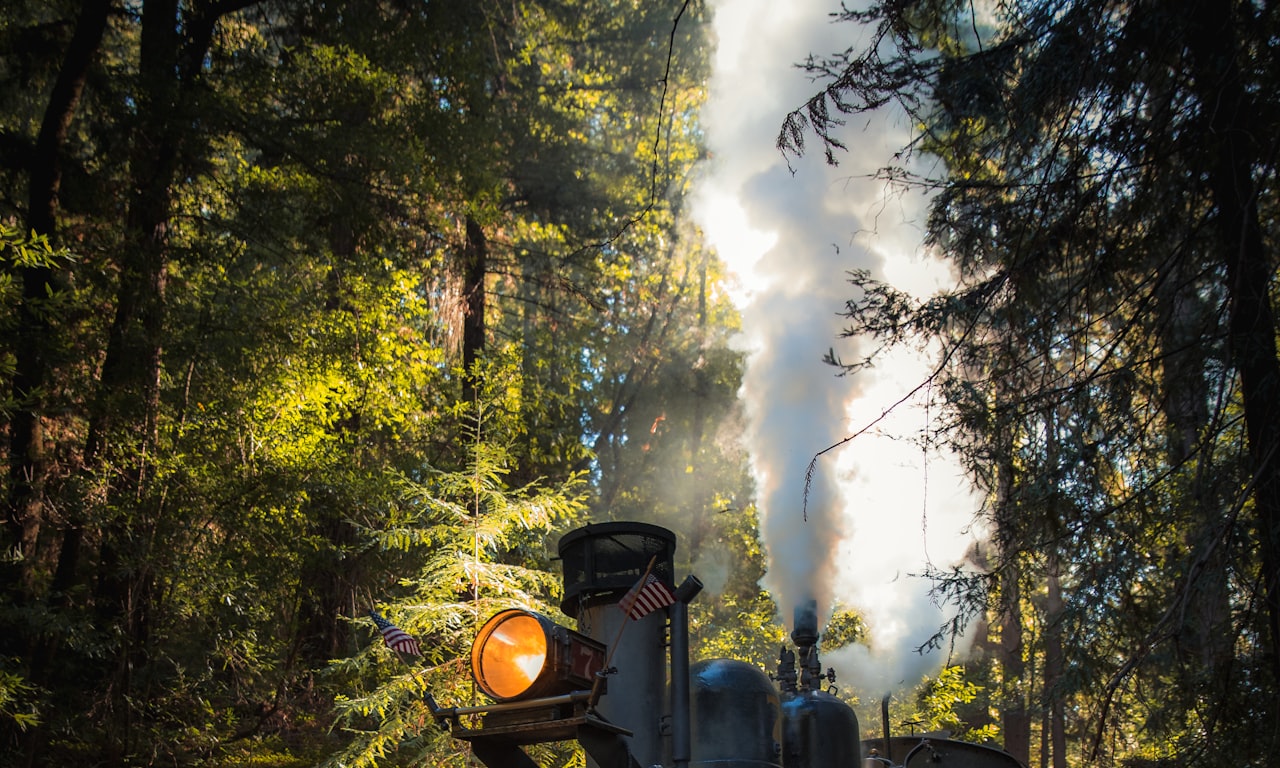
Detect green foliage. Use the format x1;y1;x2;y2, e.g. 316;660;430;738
907;666;998;744
0;225;68;271
0;1;751;766
0;224;74;388
0;662;39;732
821;607;867;650
327;385;588;768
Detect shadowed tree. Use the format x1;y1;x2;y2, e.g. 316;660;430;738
783;0;1280;764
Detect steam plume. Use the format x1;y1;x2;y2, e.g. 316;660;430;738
695;0;980;694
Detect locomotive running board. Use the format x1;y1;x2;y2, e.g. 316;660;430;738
427;692;642;768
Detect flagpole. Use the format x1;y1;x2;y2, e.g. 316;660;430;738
588;554;659;710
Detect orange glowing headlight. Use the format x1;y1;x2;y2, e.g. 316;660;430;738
470;609;605;701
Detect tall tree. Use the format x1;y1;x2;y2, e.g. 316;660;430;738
7;0;110;597
783;0;1280;763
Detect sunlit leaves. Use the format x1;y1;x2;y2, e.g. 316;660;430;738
0;1;738;765
908;665;998;744
328;379;588;768
0;662;40;732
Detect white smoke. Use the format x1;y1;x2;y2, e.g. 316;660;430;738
695;0;982;697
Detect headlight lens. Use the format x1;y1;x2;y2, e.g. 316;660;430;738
472;611;550;699
470;609;604;701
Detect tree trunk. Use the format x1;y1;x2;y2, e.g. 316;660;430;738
1040;406;1067;768
688;245;710;554
1156;244;1235;718
6;0;111;598
1186;0;1280;691
999;573;1031;766
1044;557;1066;768
993;426;1031;765
71;2;252;756
460;214;487;404
81;3;183;753
292;489;358;671
291;219;362;672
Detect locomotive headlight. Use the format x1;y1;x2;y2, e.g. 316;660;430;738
470;609;605;701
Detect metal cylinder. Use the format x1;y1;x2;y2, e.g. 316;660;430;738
558;522;677;615
781;689;861;768
791;600;819;651
671;576;703;768
689;658;783;768
559;522;677;768
470;609;606;701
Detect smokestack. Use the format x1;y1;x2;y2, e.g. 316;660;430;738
792;598;826;693
881;692;892;755
791;599;819;651
558;522;677;768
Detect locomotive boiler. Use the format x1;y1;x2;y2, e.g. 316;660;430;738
428;521;1024;768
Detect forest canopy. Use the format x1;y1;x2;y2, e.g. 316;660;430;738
0;1;767;765
4;0;1280;767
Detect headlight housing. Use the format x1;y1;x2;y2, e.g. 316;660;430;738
470;609;605;701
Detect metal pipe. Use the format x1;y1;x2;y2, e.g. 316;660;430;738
881;692;892;758
671;575;703;768
559;522;676;768
428;691;593;719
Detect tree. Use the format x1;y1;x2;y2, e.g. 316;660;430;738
783;0;1280;764
6;0;110;600
327;373;589;768
908;665;998;744
0;0;744;764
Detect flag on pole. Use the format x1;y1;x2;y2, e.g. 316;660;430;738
369;610;422;657
618;573;675;620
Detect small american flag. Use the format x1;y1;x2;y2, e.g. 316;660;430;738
618;573;676;620
369;610;422;657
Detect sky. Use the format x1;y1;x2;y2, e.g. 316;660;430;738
693;0;984;696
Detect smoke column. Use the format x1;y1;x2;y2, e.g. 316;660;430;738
694;0;981;693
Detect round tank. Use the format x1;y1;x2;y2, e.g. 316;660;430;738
781;689;860;768
689;658;783;768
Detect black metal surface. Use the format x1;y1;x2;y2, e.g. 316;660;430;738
578;719;646;768
471;740;540;768
438;692;640;768
688;658;783;768
557;522;676;616
781;689;861;768
863;736;1027;768
670;575;704;768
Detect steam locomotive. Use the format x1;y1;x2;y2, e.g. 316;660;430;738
427;521;1025;768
